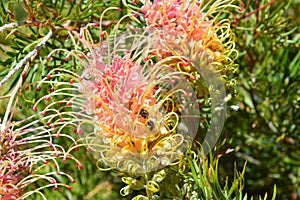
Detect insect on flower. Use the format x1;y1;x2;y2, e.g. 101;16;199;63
76;35;200;173
37;8;202;174
38;0;241;173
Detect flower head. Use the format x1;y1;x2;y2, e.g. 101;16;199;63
39;0;241;174
141;0;211;41
138;0;242;120
39;17;202;173
78;29;199;173
0;114;79;199
141;0;241;73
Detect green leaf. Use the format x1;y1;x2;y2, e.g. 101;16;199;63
271;185;277;200
288;50;300;78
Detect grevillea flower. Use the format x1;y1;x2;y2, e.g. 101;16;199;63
141;0;211;41
38;8;203;175
35;1;241;196
39;0;241;168
141;0;243;78
0;113;79;199
82;52;199;172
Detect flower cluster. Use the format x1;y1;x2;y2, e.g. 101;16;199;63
0;143;23;200
76;28;197;173
0;115;79;199
141;0;242;78
141;0;211;41
36;0;242;197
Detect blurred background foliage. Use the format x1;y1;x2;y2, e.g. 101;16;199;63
223;0;300;199
0;0;299;199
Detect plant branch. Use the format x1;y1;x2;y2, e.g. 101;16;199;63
0;29;52;88
0;20;40;33
0;29;53;133
0;65;27;133
237;0;276;21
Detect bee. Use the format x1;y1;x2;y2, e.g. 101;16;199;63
147;120;154;131
139;108;149;118
138;108;154;131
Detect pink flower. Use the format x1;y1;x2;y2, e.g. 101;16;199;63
141;0;211;41
0;117;78;199
0;172;22;199
81;54;156;141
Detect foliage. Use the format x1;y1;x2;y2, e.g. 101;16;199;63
223;0;300;199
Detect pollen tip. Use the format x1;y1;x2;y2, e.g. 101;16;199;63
100;31;105;38
133;27;138;32
45;96;51;100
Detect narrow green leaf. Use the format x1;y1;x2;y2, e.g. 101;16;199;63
288;50;300;78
